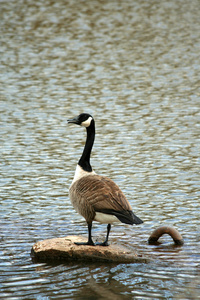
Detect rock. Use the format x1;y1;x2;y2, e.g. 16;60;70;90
31;235;149;263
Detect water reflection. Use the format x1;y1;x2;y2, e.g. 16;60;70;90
1;0;200;298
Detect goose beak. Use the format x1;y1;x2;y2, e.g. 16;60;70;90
67;116;79;125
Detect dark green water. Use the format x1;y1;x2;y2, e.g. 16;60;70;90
0;0;200;299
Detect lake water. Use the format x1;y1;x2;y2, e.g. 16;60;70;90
0;0;200;299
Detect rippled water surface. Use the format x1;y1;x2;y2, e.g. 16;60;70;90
1;0;200;299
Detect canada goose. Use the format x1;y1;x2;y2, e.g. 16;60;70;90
68;113;143;246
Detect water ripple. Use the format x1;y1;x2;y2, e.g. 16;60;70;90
1;0;200;299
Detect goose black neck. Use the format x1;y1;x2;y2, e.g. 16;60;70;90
78;119;95;172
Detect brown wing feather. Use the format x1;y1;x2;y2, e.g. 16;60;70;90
70;174;132;215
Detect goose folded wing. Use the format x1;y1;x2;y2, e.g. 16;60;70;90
74;175;140;224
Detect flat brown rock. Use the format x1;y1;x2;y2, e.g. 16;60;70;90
31;235;149;263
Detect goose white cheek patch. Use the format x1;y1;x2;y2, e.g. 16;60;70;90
81;116;93;127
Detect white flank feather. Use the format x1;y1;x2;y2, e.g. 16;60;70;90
94;212;120;224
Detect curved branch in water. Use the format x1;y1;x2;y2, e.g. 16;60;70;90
148;226;184;246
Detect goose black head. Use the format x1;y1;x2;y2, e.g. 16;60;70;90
68;113;93;128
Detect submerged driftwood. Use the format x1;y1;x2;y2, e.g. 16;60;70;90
148;226;184;245
31;235;149;263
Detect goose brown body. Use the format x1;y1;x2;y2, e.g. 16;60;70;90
69;174;134;225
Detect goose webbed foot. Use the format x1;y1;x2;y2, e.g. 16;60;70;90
95;241;109;246
74;240;95;246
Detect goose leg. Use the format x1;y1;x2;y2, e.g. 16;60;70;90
96;224;111;246
75;223;95;246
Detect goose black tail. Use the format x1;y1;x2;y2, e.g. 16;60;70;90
115;210;143;225
97;209;143;225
